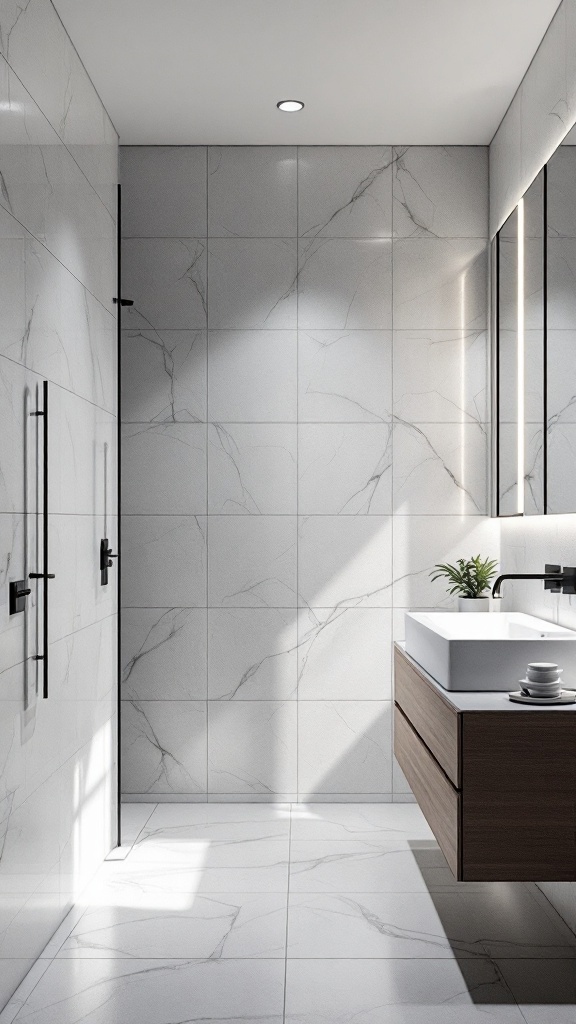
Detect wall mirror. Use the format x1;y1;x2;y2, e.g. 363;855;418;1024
494;127;576;515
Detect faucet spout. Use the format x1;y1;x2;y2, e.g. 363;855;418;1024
492;572;564;599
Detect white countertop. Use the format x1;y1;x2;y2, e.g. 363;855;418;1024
396;643;576;712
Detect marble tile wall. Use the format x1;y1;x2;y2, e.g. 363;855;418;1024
120;144;493;803
0;0;118;1010
490;0;576;935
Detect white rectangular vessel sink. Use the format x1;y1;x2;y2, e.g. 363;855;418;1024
404;612;576;691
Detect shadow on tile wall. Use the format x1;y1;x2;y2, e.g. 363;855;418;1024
119;144;497;802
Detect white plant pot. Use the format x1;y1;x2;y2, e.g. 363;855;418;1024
457;595;494;613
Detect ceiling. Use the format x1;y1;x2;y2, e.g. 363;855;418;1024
53;0;561;145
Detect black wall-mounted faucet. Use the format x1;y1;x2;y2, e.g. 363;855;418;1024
492;563;576;598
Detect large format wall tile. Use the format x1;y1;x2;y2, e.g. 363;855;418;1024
392;146;488;238
121;144;489;803
208;423;297;514
122;700;207;795
298;701;392;796
208;516;297;608
208;608;298;700
393;238;487;330
121;329;206;423
208;700;297;795
298;147;392;238
298;330;392;423
121;608;207;700
0;60;116;315
298;238;392;329
208;330;297;422
297;607;392;700
0;0;118;1009
393;422;488;515
122;147;207;237
298;423;392;514
298;515;392;608
208;146;297;237
121;515;207;608
0;0;117;214
393;329;488;424
208;239;297;329
122;238;207;330
122;423;207;515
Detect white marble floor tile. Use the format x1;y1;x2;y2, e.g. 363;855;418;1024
57;893;287;959
289;840;432;892
285;958;526;1024
92;837;290;894
120;805;157;846
142;802;291;840
11;958;285;1024
496;958;576;1023
289;803;435;842
287;888;576;960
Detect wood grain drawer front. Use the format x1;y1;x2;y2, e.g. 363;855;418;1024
394;647;460;787
394;705;460;878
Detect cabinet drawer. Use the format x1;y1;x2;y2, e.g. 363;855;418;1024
394;647;460;787
394;705;461;878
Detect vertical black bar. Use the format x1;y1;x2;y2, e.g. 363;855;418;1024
42;379;49;699
543;163;548;515
116;182;122;846
495;232;501;517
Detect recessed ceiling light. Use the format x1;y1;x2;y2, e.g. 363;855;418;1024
277;100;304;112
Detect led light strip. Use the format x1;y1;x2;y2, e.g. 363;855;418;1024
517;197;525;515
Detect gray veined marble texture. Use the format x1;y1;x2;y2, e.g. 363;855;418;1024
121;329;207;423
209;145;297;237
11;803;572;1024
298;329;392;422
122;146;207;237
120;144;490;803
208;423;297;514
121;423;207;515
121;608;207;701
207;330;297;422
298;146;393;238
208;608;298;701
122;238;207;330
392;146;488;238
298;423;392;514
297;237;392;329
122;700;207;795
208;238;297;329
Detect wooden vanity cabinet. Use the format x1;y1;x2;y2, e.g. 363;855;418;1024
394;644;576;881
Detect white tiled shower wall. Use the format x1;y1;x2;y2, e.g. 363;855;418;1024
490;0;576;934
0;0;118;1009
120;144;496;802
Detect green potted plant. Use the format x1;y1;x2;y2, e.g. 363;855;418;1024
430;555;499;612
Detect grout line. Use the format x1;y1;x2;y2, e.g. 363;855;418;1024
283;803;293;1022
205;146;210;799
